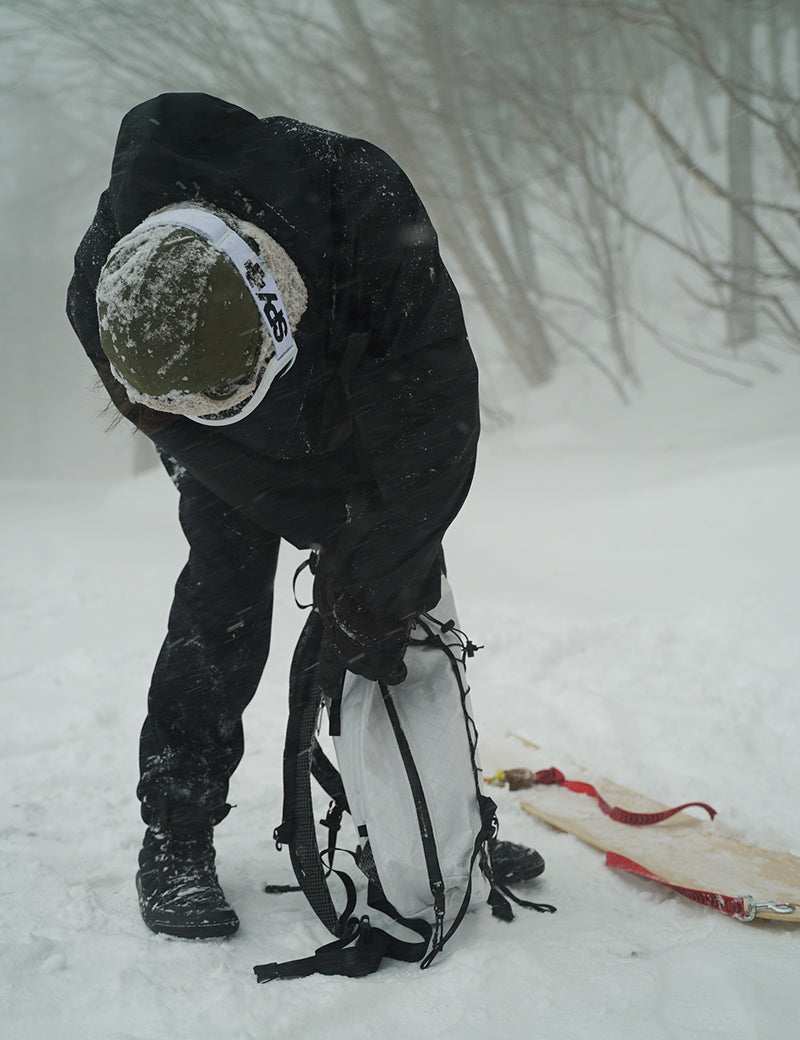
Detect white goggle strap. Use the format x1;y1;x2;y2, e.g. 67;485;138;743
189;347;297;427
138;207;295;360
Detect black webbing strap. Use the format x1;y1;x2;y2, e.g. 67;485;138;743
366;883;433;963
261;610;397;982
413;619;556;930
273;611;343;935
411;619;499;957
254;892;433;983
490;879;557;917
291;556;314;609
255;916;389;982
311;741;349;812
378;681;448;961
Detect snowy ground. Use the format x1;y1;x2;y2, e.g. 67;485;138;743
2;354;799;1039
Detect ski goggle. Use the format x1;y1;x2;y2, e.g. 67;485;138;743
134;207;298;427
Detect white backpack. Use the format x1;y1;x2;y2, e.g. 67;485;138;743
255;579;552;982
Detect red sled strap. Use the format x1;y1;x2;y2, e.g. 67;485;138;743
607;852;798;921
607;852;750;920
496;768;796;921
530;767;717;826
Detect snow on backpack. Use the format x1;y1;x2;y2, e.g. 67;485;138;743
254;578;554;982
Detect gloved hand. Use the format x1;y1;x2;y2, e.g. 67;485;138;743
318;592;411;687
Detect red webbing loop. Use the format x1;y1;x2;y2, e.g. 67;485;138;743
606;851;747;918
532;767;717;826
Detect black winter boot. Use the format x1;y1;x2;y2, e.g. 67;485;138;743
488;838;545;885
136;825;239;939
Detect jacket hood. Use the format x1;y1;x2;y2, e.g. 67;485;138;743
110;94;261;230
107;93;330;294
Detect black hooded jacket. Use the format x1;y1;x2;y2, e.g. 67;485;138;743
67;93;479;619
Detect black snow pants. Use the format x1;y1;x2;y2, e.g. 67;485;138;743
137;459;281;829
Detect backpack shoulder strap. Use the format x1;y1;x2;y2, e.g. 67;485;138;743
272;610;349;937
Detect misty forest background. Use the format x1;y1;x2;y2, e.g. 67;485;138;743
1;0;799;481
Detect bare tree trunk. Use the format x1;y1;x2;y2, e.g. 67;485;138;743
329;0;554;384
726;0;757;347
417;1;555;382
767;1;786;98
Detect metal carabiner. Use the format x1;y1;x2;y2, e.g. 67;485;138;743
736;896;798;922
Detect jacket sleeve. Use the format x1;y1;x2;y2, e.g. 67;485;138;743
325;141;480;619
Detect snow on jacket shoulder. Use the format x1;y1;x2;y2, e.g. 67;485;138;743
66;92;479;619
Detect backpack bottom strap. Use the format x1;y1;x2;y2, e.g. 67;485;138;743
254;913;429;983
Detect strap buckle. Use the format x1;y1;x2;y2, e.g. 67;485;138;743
735;897;798;922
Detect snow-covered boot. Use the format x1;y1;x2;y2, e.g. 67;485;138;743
136;825;239;939
488;838;545;885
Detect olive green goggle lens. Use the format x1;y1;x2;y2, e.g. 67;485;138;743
204;380;248;401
